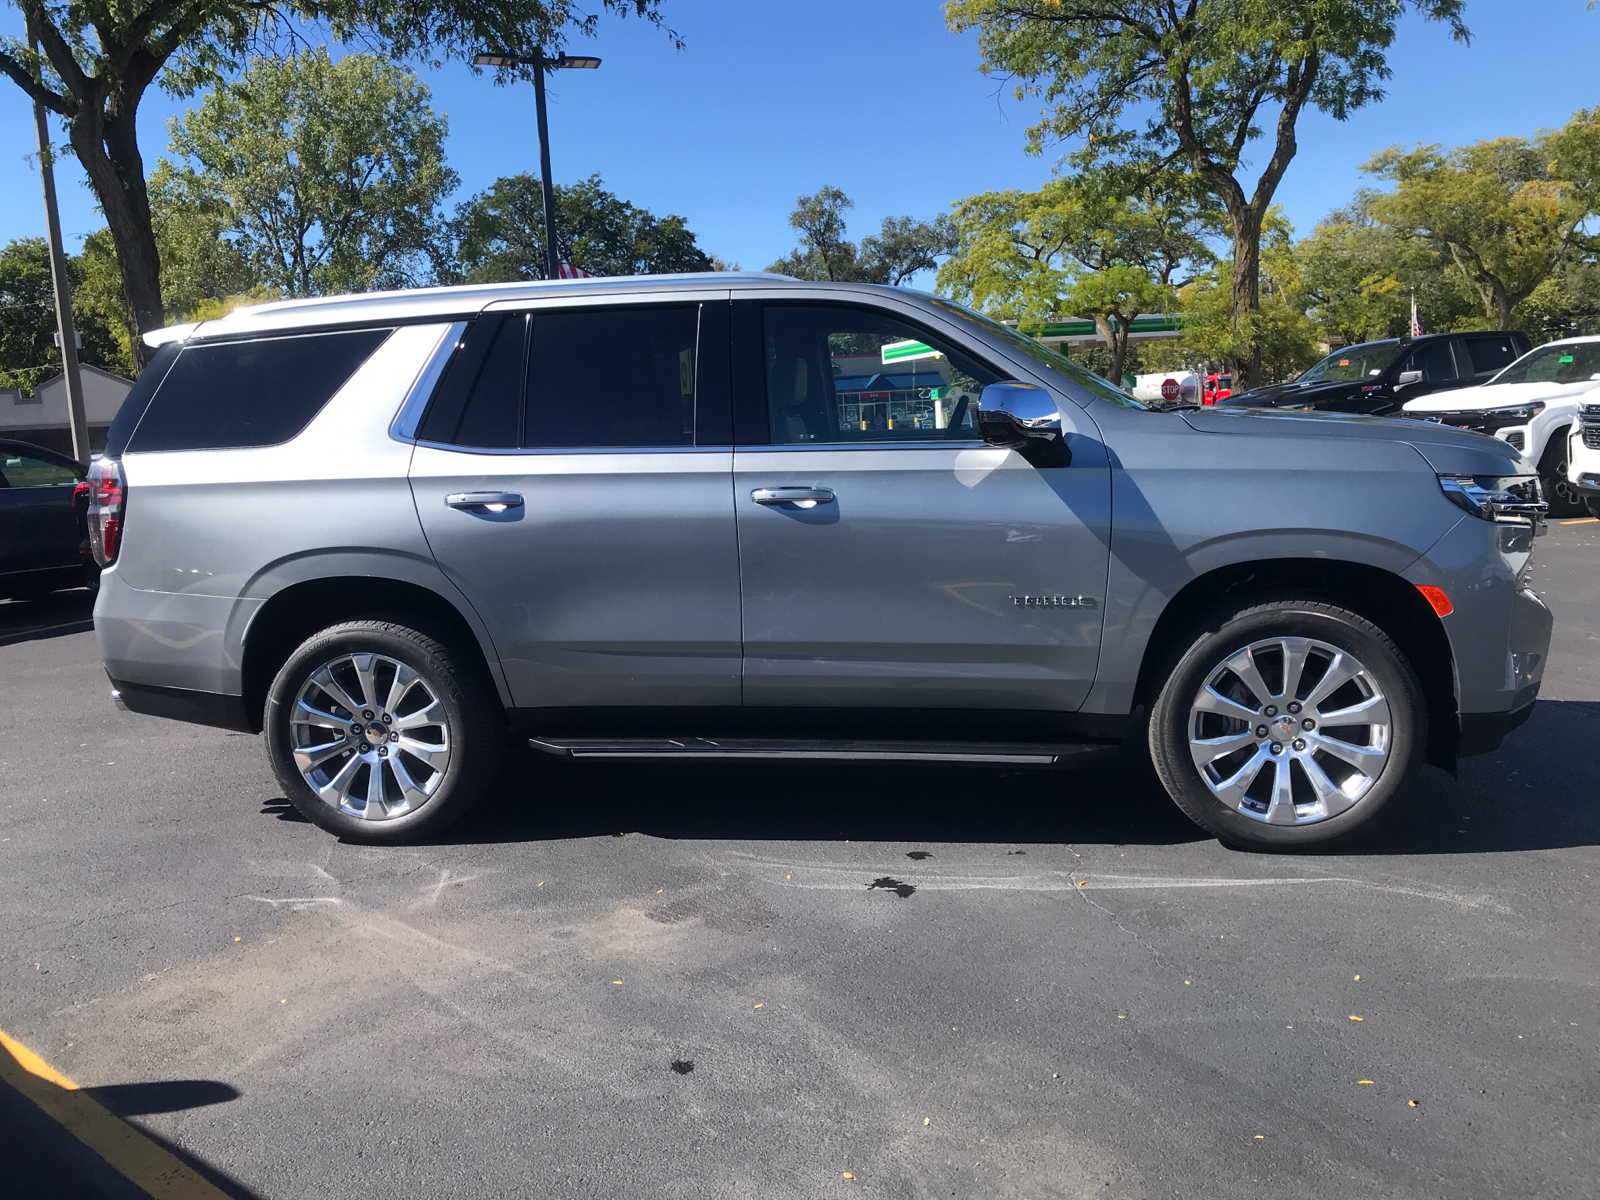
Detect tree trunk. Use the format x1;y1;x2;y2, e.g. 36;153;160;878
1495;289;1514;331
1229;214;1263;389
67;105;163;368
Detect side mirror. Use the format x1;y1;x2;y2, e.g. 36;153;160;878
975;381;1071;468
1395;370;1423;387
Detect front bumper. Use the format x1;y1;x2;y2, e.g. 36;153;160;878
1405;514;1553;757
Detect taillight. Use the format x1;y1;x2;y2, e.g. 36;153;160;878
87;457;126;567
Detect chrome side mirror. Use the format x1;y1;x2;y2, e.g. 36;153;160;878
975;381;1070;467
1395;370;1423;387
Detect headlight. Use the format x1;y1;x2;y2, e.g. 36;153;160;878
1480;402;1544;430
1438;473;1547;523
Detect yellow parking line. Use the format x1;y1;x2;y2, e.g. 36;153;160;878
1559;517;1599;524
0;1027;231;1199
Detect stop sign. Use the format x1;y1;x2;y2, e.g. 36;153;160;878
1160;377;1181;403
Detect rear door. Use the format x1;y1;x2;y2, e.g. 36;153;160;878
731;301;1111;712
0;448;81;578
409;299;742;710
1460;333;1524;384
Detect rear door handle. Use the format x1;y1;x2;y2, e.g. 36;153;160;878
446;492;523;512
752;487;835;508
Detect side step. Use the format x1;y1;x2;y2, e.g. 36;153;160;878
527;736;1115;765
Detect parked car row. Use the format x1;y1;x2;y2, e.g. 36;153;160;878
1219;329;1600;514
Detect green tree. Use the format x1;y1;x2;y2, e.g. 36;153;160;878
1295;194;1478;344
0;236;132;392
938;172;1216;382
447;174;715;281
768;187;957;285
0;0;674;361
1364;115;1599;329
154;50;457;298
945;0;1468;386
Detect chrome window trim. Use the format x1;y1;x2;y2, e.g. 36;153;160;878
390;321;467;444
737;440;988;453
412;439;731;457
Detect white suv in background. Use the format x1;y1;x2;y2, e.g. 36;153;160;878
1402;334;1600;514
1568;400;1600;516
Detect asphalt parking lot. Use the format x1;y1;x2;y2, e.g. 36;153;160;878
2;522;1596;1200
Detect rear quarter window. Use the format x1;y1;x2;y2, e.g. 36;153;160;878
1465;336;1521;376
125;328;392;453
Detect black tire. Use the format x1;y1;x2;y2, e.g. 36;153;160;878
1147;599;1426;852
264;620;504;842
1586;494;1600;519
1538;429;1584;517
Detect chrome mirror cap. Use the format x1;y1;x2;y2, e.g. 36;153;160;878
975;381;1070;467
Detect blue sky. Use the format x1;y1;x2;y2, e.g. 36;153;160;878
3;0;1599;279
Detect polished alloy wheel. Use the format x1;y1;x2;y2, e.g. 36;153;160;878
289;652;452;821
1187;637;1391;826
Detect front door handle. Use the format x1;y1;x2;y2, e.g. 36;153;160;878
446;491;523;512
752;486;835;508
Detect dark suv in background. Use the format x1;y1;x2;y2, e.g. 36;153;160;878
1222;331;1532;416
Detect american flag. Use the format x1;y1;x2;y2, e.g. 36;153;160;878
557;262;592;279
1410;293;1423;338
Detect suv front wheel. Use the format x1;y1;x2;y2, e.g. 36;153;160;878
1148;600;1426;851
264;620;503;841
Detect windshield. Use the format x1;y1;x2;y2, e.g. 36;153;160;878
1297;341;1404;384
1492;341;1600;386
927;296;1147;409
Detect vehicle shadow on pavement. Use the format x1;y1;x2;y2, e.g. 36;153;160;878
0;1043;258;1200
0;588;95;647
443;752;1210;848
1373;699;1600;856
426;700;1599;855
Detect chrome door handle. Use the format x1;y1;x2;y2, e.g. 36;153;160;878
752;486;835;507
446;492;523;512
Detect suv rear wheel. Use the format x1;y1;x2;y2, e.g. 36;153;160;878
1148;599;1426;851
264;620;503;841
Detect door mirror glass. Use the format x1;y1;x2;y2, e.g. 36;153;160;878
1395;370;1424;387
975;381;1070;467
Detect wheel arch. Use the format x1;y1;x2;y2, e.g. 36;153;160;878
1130;557;1458;771
238;576;506;735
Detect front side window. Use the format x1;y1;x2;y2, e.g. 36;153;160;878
762;305;1000;445
0;451;77;487
1397;340;1458;383
1298;341;1404;384
126;328;391;453
1493;341;1600;386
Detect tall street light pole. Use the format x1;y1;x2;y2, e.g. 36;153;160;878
29;26;89;463
473;50;601;281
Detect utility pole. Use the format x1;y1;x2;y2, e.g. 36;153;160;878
29;27;89;463
532;54;560;282
473;50;601;281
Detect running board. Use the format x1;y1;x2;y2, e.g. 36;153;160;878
527;736;1115;765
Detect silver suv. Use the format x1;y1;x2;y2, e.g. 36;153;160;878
87;275;1552;850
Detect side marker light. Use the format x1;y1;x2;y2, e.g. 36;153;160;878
1417;585;1453;617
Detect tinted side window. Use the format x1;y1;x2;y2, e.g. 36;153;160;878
126;329;391;453
103;341;181;457
762;305;999;445
416;314;528;448
1466;336;1521;376
1397;340;1457;384
0;451;78;487
524;307;698;449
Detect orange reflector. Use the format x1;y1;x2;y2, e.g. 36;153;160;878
1417;585;1453;617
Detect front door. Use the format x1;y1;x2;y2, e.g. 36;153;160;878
732;302;1111;712
409;302;741;709
0;447;81;578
